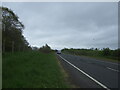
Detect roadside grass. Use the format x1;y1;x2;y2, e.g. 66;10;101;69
56;56;76;88
3;51;70;88
63;51;119;63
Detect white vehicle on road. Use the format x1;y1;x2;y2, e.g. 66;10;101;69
57;50;61;54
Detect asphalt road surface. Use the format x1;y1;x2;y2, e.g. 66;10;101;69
57;53;119;89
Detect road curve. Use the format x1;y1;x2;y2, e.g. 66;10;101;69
57;53;119;89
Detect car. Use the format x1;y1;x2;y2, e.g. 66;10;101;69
57;50;61;54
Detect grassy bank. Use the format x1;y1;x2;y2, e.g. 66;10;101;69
62;49;119;62
3;51;70;88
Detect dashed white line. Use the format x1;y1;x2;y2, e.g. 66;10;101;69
58;55;110;90
107;67;119;72
94;60;119;66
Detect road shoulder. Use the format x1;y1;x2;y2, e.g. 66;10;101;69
56;54;106;88
56;54;78;88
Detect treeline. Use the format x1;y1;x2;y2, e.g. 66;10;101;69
1;7;32;53
62;48;120;61
32;44;52;53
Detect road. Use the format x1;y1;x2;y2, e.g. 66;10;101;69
57;53;119;89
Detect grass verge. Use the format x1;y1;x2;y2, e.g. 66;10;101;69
3;51;70;88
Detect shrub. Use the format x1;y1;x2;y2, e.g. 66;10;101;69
39;44;51;53
102;48;111;56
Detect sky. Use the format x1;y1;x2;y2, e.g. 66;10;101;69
2;2;118;50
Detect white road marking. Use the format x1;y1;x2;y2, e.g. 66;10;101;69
67;53;119;66
58;55;110;90
107;67;119;72
93;60;119;66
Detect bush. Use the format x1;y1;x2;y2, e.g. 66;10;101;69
39;44;51;53
102;48;111;56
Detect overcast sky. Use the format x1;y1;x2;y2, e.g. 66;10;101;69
2;2;118;50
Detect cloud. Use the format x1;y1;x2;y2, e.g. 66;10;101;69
2;2;118;49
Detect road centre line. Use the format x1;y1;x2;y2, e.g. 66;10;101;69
93;59;119;66
107;67;119;72
58;55;110;90
67;53;119;66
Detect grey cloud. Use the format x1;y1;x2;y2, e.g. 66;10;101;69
3;2;118;49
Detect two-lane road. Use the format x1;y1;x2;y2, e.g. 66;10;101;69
57;53;119;89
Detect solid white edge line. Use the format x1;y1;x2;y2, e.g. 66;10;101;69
107;67;119;72
58;55;110;90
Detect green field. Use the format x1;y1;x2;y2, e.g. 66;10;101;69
3;51;70;88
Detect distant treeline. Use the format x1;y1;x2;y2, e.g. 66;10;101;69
2;7;32;52
62;48;120;61
32;44;52;53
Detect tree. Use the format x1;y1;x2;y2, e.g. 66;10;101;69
1;6;31;52
95;48;98;51
39;44;51;53
102;48;110;56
